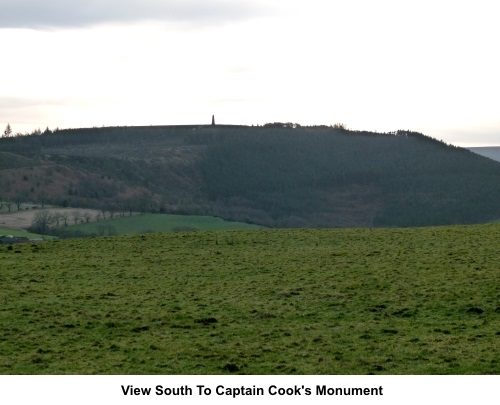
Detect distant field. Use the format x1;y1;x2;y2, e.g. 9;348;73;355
58;213;263;236
0;224;499;374
0;228;54;240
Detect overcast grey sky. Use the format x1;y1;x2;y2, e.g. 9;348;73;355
1;0;499;146
0;0;265;28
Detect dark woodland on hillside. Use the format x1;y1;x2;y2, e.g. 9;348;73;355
1;124;500;229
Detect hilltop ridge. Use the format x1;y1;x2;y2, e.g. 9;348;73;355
1;124;499;228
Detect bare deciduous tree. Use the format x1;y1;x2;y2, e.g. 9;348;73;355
14;198;23;211
30;210;53;234
52;211;63;227
5;200;13;212
72;211;81;225
61;212;69;226
39;192;47;208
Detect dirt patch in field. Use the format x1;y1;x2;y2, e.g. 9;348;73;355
0;207;102;230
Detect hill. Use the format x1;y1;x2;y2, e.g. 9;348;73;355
0;151;36;170
0;224;499;374
0;151;152;213
1;125;500;228
468;147;500;163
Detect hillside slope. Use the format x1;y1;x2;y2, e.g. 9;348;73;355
1;125;499;227
0;153;152;211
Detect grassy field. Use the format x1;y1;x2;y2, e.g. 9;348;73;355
0;224;499;374
58;213;263;236
0;228;54;239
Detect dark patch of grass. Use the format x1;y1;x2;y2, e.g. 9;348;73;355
222;363;240;372
194;318;218;326
467;307;484;314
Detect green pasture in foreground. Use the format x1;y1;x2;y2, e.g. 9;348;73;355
59;213;263;236
0;225;499;374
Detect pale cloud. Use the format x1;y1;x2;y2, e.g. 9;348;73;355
0;0;266;29
0;97;71;111
0;97;69;131
0;97;42;109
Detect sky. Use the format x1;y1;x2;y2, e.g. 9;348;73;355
0;0;499;146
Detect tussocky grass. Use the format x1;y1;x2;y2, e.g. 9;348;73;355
0;224;499;374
